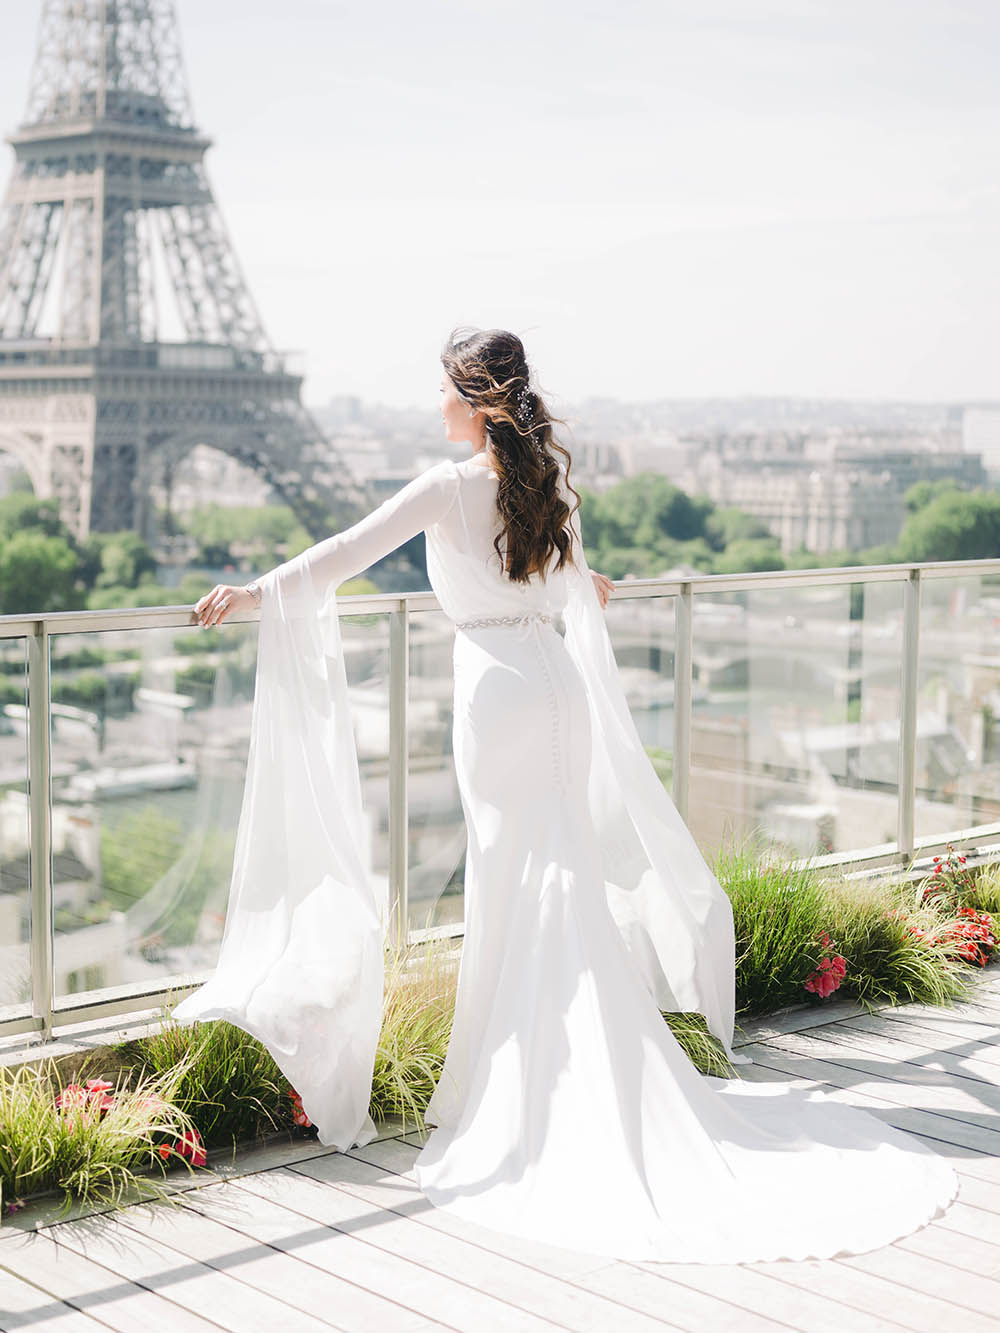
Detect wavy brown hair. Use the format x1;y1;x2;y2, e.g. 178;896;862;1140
441;326;582;583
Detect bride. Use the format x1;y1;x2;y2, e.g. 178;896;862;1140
177;327;958;1264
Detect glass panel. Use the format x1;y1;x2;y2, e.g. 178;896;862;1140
913;573;1000;843
47;611;393;1006
688;579;905;861
406;608;464;935
48;621;256;1003
604;593;677;784
340;608;391;932
0;637;30;1022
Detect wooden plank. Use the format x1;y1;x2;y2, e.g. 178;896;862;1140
743;1245;1000;1333
741;1040;1000;1139
294;1146;729;1331
761;1029;1000;1113
865;1005;1000;1045
208;1135;339;1182
176;1182;441;1332
840;1245;1000;1325
0;1267;105;1332
894;1214;1000;1280
934;1199;1000;1248
40;1213;330;1333
568;1263;793;1333
113;1195;369;1331
190;1174;564;1333
736;1045;1000;1158
800;1018;1000;1086
295;1150;796;1333
835;1012;1000;1070
234;1166;655;1332
738;1057;1000;1187
632;1260;912;1333
0;1229;218;1332
733;997;869;1044
0;1226;218;1333
883;1129;1000;1187
297;1146;608;1279
949;1173;1000;1214
346;1135;423;1180
941;990;1000;1018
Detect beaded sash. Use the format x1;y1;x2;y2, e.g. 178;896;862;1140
455;611;554;630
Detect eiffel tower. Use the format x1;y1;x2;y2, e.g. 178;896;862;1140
0;0;370;541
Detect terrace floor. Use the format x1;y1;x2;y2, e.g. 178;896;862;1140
5;970;1000;1332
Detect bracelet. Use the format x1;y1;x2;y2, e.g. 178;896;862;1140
245;580;262;608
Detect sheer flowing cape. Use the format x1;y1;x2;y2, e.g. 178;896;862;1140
560;542;750;1069
171;556;387;1151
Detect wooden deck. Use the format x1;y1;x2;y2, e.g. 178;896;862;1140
5;972;1000;1332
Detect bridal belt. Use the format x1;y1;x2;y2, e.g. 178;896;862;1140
455;612;555;630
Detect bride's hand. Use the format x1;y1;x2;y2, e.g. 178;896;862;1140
193;583;254;628
591;570;615;610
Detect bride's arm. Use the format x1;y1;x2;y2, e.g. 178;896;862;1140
558;463;615;611
195;460;459;626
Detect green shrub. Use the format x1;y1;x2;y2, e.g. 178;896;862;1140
663;1011;737;1077
715;838;974;1018
370;939;457;1131
122;1017;294;1151
0;1060;198;1214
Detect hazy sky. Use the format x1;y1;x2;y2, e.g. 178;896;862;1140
0;0;997;410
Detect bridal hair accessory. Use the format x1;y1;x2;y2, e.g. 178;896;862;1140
516;381;544;453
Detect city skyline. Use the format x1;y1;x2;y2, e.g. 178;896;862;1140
0;0;997;412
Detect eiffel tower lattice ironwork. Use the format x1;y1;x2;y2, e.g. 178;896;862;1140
0;0;370;540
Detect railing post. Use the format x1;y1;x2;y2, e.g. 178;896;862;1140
27;621;53;1038
388;603;409;951
672;584;694;822
897;568;921;862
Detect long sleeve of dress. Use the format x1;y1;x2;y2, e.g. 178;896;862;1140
172;460;461;1155
257;459;461;606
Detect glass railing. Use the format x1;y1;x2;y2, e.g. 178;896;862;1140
4;557;1000;1040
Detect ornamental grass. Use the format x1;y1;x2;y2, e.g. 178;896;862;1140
117;1013;296;1152
716;837;983;1021
369;936;458;1132
0;1060;199;1217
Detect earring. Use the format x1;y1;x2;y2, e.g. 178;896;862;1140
468;405;477;418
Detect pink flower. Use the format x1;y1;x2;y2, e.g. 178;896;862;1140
174;1129;207;1168
804;965;843;999
55;1083;87;1111
135;1093;169;1116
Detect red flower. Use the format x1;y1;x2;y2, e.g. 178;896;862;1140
158;1144;172;1160
287;1086;313;1128
174;1129;207;1168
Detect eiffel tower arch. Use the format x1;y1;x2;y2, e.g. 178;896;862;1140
0;0;371;542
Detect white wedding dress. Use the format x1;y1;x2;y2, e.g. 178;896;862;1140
174;453;958;1264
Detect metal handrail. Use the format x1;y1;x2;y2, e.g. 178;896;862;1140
4;553;1000;1042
